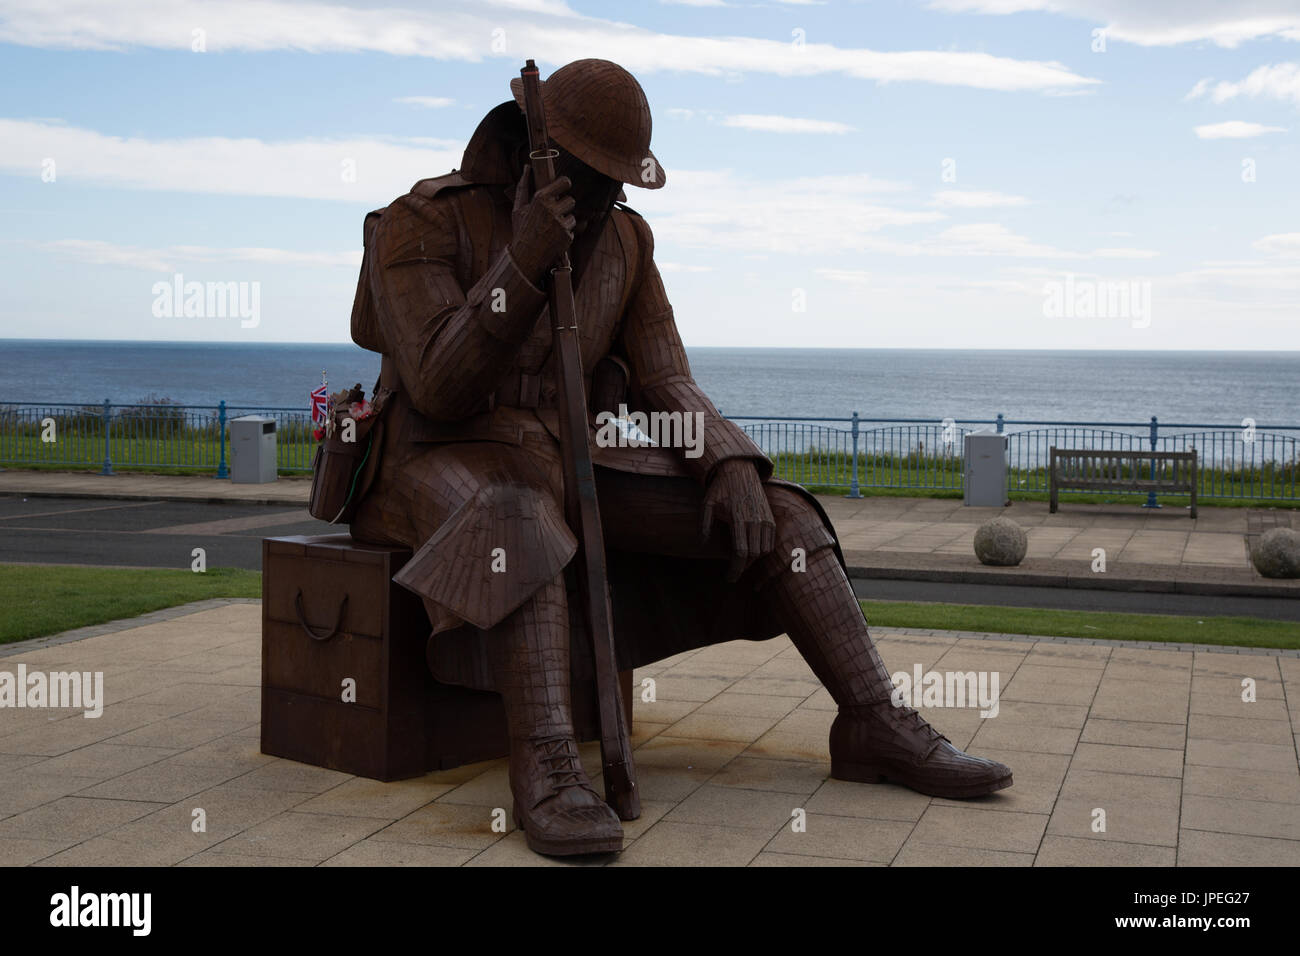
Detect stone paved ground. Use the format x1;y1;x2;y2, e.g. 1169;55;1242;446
815;495;1299;596
1;603;1297;867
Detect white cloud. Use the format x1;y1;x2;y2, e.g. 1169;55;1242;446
788;172;912;194
930;189;1030;208
917;222;1074;258
394;96;455;108
1254;233;1300;256
0;119;463;203
637;167;940;256
1163;259;1300;297
873;225;1157;260
1092;247;1161;259
722;114;854;134
815;268;871;283
928;1;1300;48
938;277;1036;293
1194;120;1287;139
1192;63;1300;108
637;168;1159;261
27;239;360;272
484;0;580;14
0;0;1100;93
658;261;715;272
1;117;1162;272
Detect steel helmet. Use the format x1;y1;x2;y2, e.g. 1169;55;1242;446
507;58;665;189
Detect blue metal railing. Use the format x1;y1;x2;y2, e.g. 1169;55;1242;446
731;413;1299;502
1;402;1297;501
0;400;316;476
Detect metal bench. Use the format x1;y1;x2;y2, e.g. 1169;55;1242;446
1049;447;1197;518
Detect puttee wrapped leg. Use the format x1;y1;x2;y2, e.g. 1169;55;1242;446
759;488;1014;799
485;573;625;855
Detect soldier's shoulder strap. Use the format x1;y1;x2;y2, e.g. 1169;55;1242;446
409;170;474;201
398;170;476;220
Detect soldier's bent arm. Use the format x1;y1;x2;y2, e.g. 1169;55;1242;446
618;213;773;485
368;195;548;421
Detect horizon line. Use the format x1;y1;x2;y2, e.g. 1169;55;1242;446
3;338;1299;354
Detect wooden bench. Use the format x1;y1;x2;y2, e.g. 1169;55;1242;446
1049;447;1197;518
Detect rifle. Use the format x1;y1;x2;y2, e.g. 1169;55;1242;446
518;58;640;821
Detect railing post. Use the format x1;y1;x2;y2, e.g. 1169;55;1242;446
100;399;113;475
847;410;862;498
1143;415;1160;508
216;400;229;479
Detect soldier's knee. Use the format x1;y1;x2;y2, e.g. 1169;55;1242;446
404;474;576;631
748;486;836;582
765;486;836;557
470;479;572;554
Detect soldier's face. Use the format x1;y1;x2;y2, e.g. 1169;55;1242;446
553;147;621;235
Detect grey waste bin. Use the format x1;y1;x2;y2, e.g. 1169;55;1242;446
964;432;1007;507
229;415;277;484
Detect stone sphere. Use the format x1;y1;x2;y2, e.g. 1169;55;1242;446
973;517;1028;567
1251;527;1300;579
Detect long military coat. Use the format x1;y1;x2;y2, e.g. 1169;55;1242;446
346;107;841;690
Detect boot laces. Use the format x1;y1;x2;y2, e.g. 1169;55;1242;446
530;734;589;791
849;699;947;744
896;705;946;743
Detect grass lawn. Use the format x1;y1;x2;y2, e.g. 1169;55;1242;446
0;435;314;476
862;599;1300;650
1;564;261;645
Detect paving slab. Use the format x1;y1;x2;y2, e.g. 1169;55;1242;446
1;602;1298;865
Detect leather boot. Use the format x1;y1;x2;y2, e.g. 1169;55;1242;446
507;734;623;856
829;702;1012;798
487;576;623;856
766;539;1013;798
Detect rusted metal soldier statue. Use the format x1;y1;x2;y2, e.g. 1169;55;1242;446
346;59;1012;856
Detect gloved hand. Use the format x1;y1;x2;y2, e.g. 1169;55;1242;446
509;166;576;283
701;458;776;582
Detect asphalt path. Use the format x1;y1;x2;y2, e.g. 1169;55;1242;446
0;495;333;571
852;578;1300;622
2;495;1295;622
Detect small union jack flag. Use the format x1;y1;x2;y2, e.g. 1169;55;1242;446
310;384;329;425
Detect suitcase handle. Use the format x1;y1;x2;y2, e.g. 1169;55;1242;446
294;589;349;642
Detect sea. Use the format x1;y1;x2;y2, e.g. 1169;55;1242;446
1;340;1297;426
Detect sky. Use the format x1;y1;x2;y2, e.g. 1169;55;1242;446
0;0;1298;350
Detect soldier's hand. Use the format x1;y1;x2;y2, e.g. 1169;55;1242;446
701;458;776;583
509;165;576;282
